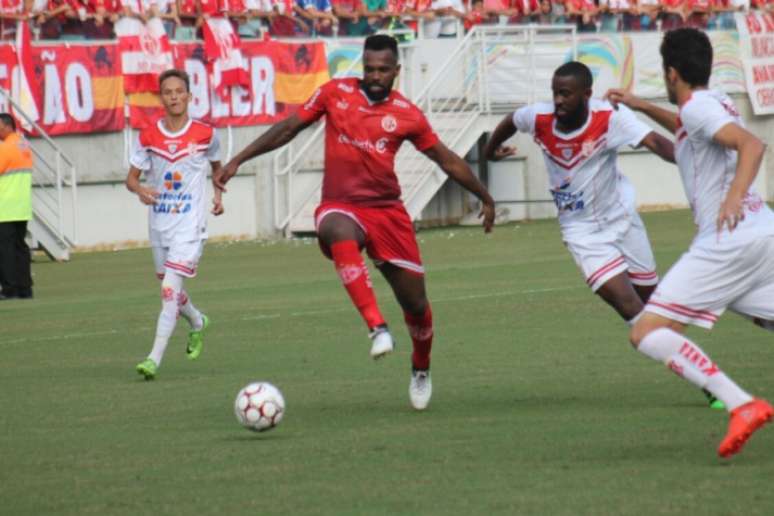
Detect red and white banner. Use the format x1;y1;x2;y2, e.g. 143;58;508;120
0;43;124;135
127;40;329;129
0;39;329;135
115;17;174;93
13;21;39;129
202;17;250;100
736;11;774;115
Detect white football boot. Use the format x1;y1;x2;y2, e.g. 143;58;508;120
369;325;394;359
409;369;432;410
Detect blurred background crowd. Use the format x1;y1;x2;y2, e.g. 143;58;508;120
0;0;772;42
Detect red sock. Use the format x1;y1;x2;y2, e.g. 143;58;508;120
405;306;433;370
331;240;385;329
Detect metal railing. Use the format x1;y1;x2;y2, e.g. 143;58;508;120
0;87;78;252
273;24;577;233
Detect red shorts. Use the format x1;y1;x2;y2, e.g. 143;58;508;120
314;201;424;274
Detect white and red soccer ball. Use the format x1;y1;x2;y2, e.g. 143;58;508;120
234;382;285;432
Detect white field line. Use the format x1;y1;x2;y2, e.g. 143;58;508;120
0;286;581;345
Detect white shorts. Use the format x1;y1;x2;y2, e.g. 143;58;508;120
645;234;774;329
564;212;659;292
151;240;206;279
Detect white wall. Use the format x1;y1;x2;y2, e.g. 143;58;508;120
33;37;774;249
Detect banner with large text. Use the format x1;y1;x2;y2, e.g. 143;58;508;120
0;39;328;135
0;43;124;136
127;40;329;129
735;11;774;115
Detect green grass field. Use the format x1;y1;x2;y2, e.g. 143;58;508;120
2;210;774;515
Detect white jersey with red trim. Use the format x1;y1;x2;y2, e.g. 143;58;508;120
676;89;774;245
513;99;651;235
130;119;220;246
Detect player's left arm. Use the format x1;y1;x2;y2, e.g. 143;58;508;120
639;131;675;163
210;160;224;215
422;142;496;233
713;123;767;232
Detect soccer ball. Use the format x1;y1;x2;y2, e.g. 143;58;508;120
234;382;285;432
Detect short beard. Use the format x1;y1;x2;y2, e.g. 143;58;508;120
360;81;391;102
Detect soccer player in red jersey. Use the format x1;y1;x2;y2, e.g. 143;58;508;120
216;34;495;411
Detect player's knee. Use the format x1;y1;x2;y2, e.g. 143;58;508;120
629;320;652;348
403;297;428;317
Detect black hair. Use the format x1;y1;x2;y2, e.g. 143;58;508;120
553;61;593;90
0;113;16;131
660;28;712;87
158;69;190;92
364;34;399;60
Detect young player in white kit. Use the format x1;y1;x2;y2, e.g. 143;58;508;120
126;69;224;380
485;62;675;326
606;28;774;458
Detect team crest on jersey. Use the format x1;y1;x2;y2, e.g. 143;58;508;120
168;143;178;153
561;147;574;160
336;100;349;110
381;115;397;133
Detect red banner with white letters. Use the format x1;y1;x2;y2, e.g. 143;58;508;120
0;43;124;135
128;39;329;129
0;39;329;135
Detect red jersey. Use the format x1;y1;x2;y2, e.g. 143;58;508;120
222;0;247;12
296;78;440;205
89;0;122;12
199;0;220;14
0;0;23;12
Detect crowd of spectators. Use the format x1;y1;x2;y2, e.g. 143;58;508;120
0;0;772;41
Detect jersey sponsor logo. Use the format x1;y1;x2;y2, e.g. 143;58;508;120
550;180;584;212
304;87;322;111
392;98;410;109
358;106;376;114
337;82;354;93
164;171;183;191
338;134;387;154
581;140;596;157
381;115;397;133
336;100;349;110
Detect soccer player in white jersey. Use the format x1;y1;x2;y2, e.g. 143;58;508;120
606;28;774;458
485;62;675;327
126;69;224;380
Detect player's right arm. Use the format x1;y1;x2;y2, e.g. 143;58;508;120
215;82;333;191
604;88;679;134
483;113;519;161
125;166;159;205
214;114;313;191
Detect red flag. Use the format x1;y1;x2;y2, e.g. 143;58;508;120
202;18;250;100
14;21;39;130
115;17;174;93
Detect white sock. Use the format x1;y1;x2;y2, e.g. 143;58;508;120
148;273;184;366
638;328;753;411
178;289;203;330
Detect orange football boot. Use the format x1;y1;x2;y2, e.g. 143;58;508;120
718;398;774;458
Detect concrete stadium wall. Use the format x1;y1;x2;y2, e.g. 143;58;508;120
38;38;774;249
